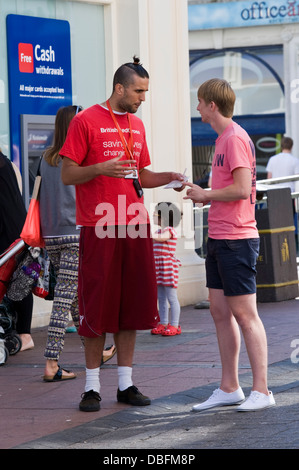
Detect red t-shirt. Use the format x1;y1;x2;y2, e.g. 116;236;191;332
60;104;151;227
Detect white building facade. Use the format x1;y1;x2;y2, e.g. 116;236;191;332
0;0;207;327
188;0;299;182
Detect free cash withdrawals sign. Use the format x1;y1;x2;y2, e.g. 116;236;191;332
6;14;72;167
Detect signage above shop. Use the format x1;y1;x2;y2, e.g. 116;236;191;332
189;0;299;30
6;14;72;167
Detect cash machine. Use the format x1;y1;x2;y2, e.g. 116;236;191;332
20;114;55;208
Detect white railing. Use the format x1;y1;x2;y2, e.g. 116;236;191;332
193;174;299;255
257;174;299;203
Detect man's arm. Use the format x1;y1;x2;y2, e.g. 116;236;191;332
139;168;185;189
61;154;136;185
184;167;252;204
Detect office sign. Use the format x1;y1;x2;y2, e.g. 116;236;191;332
189;1;299;31
6;14;72;167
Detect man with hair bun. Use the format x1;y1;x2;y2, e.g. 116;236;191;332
61;57;185;412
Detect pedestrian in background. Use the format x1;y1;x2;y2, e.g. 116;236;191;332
40;105;82;382
0;151;34;351
266;136;299;193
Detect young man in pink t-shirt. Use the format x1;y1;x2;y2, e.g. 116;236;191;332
185;78;275;412
60;57;185;412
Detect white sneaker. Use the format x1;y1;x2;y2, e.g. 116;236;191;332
237;390;275;412
192;387;245;412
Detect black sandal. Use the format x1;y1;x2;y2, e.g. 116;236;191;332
43;364;77;382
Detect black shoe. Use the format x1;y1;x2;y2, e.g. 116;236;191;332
117;385;151;406
79;390;101;412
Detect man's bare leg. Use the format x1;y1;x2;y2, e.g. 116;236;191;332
191;288;244;412
209;288;241;392
84;335;106;369
191;288;270;412
114;329;136;367
227;293;269;395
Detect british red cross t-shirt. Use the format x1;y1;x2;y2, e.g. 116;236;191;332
60;104;151;227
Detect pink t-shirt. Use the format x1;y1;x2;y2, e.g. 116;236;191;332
60;104;151;227
208;121;258;239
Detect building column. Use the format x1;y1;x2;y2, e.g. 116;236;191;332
284;34;298;153
137;0;208;306
284;34;299;194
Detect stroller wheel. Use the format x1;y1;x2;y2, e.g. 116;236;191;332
0;345;9;365
5;332;22;355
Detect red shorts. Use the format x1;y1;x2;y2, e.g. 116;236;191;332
78;225;159;337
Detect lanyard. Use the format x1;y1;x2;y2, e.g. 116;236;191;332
106;100;134;160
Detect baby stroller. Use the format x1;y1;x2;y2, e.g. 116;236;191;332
0;239;26;365
0;325;9;365
0;239;26;300
0;296;22;364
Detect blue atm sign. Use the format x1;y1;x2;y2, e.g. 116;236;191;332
6;14;72;165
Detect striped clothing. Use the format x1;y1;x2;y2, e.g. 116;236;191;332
153;227;181;288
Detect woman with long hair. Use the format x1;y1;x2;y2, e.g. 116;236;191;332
40;105;82;381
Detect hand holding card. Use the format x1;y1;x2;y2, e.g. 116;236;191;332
164;168;189;189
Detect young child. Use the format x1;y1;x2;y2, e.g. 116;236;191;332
151;202;182;336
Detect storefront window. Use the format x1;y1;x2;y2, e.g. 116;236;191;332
0;0;105;158
190;46;284;118
190;46;285;181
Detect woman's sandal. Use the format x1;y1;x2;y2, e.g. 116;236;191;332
101;345;117;365
151;324;167;335
161;325;182;336
43;364;77;382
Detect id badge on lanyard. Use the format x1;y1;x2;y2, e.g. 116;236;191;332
107;100;143;197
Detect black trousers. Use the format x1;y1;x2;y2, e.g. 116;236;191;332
14;292;33;334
